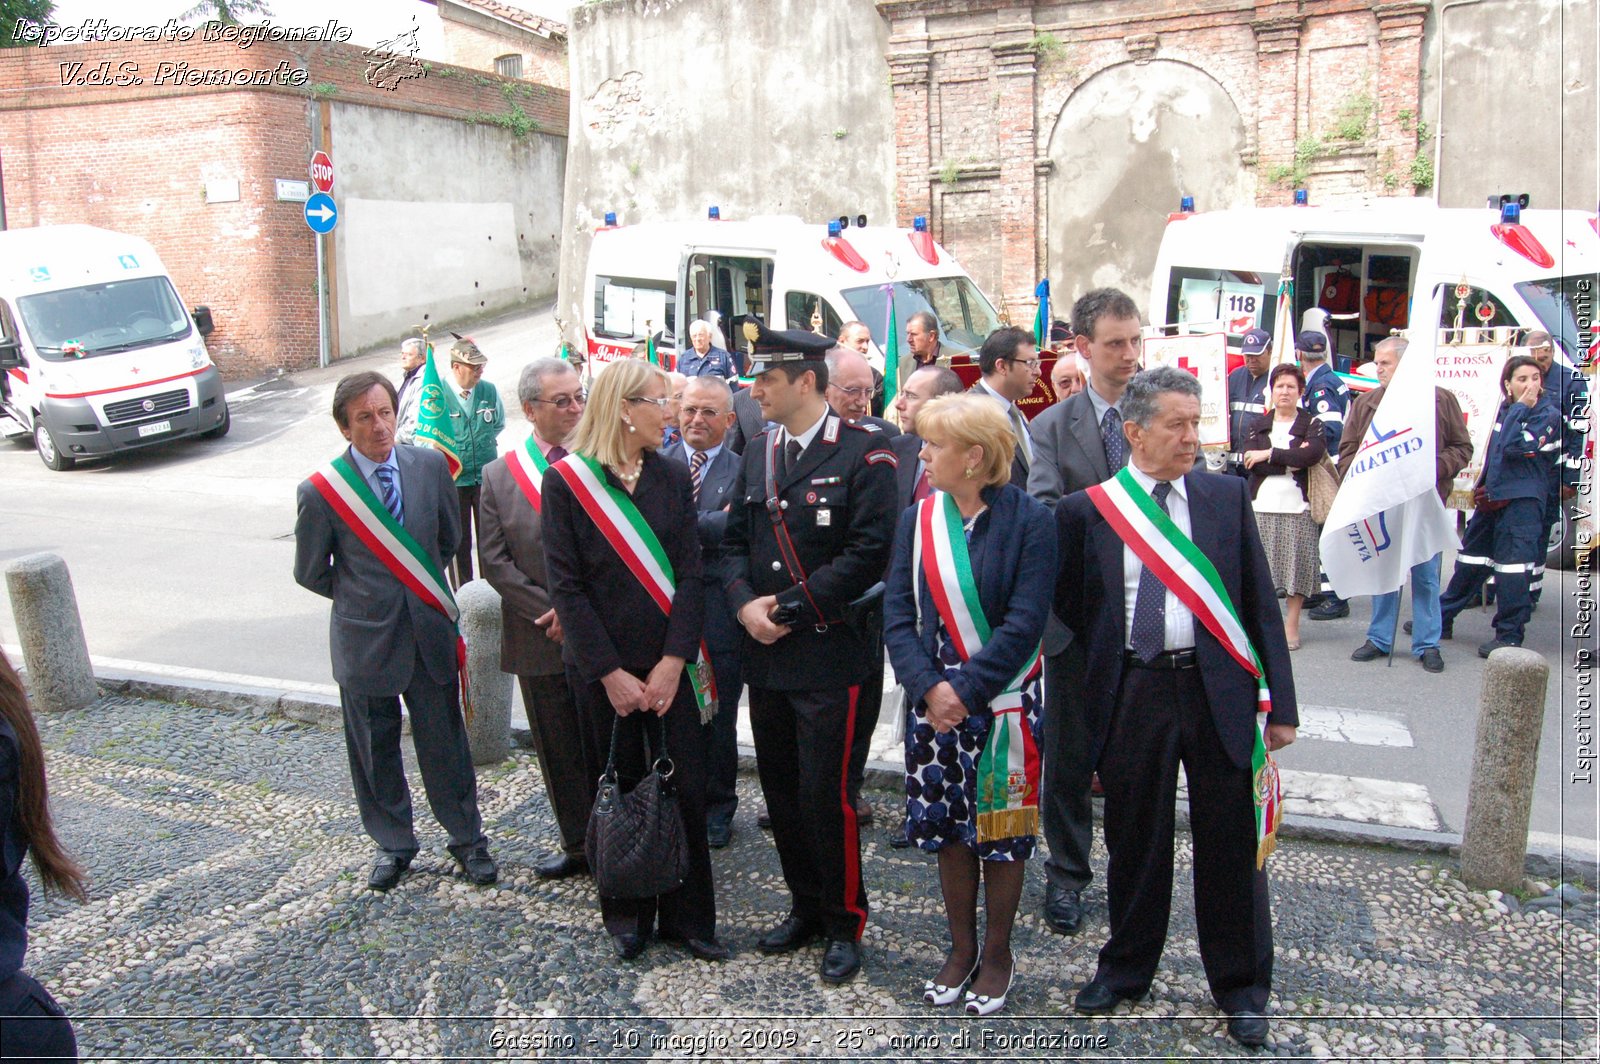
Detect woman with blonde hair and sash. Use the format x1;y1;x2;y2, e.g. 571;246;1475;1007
883;394;1055;1015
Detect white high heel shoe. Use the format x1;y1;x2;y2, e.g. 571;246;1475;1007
923;961;979;1006
963;964;1015;1016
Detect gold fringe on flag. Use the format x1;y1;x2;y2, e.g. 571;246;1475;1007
976;807;1038;844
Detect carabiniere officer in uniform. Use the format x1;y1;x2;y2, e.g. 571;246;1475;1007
721;319;899;984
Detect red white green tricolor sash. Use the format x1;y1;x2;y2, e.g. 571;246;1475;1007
550;454;718;719
913;492;1042;844
1086;468;1282;867
308;454;472;723
504;435;552;512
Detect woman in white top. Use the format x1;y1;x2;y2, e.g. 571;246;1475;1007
1242;363;1326;649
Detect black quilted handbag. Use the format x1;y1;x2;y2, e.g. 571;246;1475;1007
585;715;689;899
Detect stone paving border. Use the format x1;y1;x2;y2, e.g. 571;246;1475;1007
18;695;1600;1061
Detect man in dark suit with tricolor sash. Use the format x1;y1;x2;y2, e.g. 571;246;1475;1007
1053;365;1297;1048
294;370;497;893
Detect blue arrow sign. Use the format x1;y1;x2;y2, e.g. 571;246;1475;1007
304;192;338;233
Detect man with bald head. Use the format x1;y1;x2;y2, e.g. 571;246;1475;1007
825;347;899;437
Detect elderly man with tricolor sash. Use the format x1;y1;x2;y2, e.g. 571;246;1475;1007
294;370;497;893
1053;365;1297;1049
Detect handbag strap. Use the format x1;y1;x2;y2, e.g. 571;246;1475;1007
603;712;676;782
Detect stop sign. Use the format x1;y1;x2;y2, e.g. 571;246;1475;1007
309;151;334;194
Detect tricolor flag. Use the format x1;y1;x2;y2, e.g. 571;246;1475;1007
1269;277;1295;366
1032;278;1051;348
1318;288;1456;597
413;344;463;479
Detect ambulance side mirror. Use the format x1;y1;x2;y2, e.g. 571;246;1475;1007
0;337;20;368
191;306;215;337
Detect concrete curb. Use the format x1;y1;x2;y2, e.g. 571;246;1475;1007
19;656;1599;887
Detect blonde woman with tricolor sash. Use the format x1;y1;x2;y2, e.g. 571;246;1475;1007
541;359;728;963
883;394;1056;1016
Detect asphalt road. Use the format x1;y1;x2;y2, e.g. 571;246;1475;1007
2;306;1595;850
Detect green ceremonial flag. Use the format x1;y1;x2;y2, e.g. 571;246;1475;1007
413;344;463;479
1032;278;1051;348
646;333;659;366
881;288;900;408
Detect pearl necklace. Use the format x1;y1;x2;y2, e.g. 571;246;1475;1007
613;459;643;484
961;505;988;535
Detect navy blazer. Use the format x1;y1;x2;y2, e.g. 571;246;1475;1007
1053;470;1298;771
883;483;1056;715
665;441;740;572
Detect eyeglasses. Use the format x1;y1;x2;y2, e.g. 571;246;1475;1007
830;385;873;400
625;395;670;408
680;405;729;420
533;392;587;411
1008;358;1042;370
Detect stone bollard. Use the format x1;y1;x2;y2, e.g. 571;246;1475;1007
456;578;511;766
4;553;98;713
1460;647;1550;892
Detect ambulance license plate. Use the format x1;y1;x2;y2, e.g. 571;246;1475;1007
137;420;171;438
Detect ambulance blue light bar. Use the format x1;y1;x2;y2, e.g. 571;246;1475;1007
708;206;720;220
913;216;928;232
1293;189;1308;205
603;211;617;226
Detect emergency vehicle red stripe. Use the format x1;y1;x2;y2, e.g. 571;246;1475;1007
839;684;867;940
44;366;207;400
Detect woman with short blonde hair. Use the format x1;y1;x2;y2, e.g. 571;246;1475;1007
914;394;1016;488
542;354;727;962
884;392;1055;1016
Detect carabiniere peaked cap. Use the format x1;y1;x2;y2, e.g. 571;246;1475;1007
741;316;835;373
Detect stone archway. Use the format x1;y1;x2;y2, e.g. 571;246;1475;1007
1045;59;1251;315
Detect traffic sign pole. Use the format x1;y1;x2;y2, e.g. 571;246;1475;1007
316;231;327;368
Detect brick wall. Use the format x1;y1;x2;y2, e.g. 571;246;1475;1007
440;19;568;89
879;0;1427;313
0;38;569;378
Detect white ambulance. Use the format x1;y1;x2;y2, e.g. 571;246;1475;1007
0;225;228;470
1148;197;1597;568
580;212;1004;372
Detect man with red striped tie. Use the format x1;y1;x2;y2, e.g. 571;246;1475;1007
665;376;744;848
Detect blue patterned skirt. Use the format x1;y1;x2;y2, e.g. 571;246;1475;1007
903;625;1042;862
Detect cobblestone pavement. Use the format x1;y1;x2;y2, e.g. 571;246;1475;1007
22;696;1599;1061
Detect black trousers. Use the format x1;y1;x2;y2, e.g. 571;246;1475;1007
700;583;744;825
846;641;886;807
1095;662;1273;1015
518;672;592;858
0;970;78;1062
749;685;873;942
339;646;484;857
1040;643;1095;893
571;667;717;941
452;484;480;588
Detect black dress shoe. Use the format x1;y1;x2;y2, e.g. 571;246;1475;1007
706;819;732;849
534;853;588;879
854;799;875;826
888;826;913;849
661;933;732;961
1044;884;1083;935
1478;638;1519;658
756;807;773;830
611;932;648;960
1309;599;1349;620
452;843;498;886
367;853;412;892
1350;640;1385;662
757;914;821;954
1073;979;1140;1014
819;939;861;984
1227;1011;1269;1047
1420;647;1445;673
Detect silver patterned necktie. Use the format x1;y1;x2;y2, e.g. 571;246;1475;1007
374;465;403;525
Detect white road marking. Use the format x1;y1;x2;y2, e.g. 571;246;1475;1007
1297;704;1414;747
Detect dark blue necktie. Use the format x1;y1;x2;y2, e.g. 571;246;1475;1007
1102;407;1126;471
374;465;403;525
1129;481;1173;662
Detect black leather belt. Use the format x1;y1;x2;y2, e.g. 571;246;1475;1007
1125;648;1198;670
